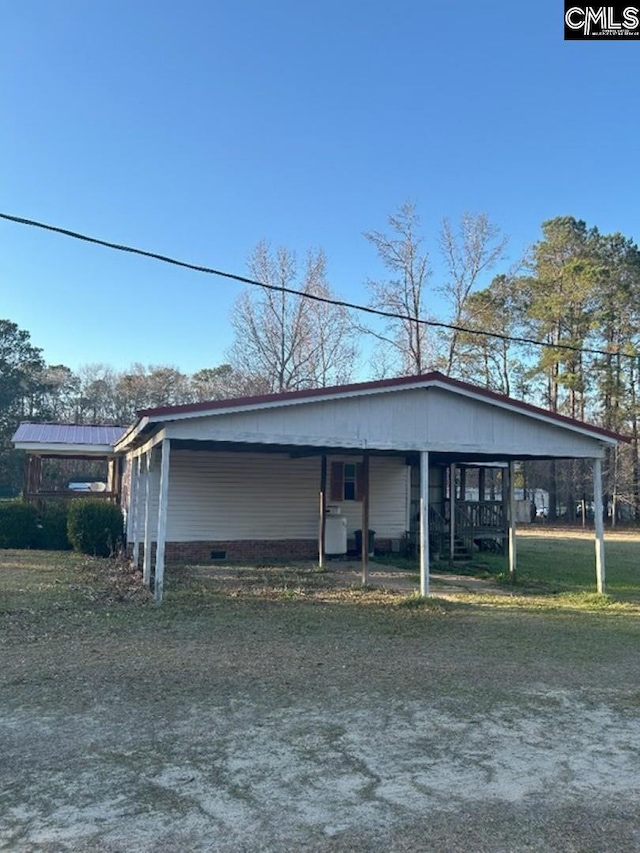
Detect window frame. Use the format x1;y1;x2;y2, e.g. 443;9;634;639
330;460;364;502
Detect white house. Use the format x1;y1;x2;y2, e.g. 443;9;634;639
113;372;624;603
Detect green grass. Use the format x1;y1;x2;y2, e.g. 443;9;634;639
476;530;640;600
1;547;639;691
376;528;640;603
1;530;639;633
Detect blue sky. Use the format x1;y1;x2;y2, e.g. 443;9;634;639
2;0;639;376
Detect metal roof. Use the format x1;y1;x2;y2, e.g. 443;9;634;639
128;371;626;445
12;423;127;447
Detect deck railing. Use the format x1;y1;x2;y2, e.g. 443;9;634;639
454;501;505;554
455;501;504;530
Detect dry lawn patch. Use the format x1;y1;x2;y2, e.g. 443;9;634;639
1;549;640;851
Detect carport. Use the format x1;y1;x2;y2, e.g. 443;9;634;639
114;372;624;603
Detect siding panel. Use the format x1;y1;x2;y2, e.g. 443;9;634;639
127;449;409;544
327;456;408;538
164;387;608;457
166;451;321;541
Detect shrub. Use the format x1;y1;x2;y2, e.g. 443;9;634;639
37;502;71;550
67;499;124;557
0;500;39;548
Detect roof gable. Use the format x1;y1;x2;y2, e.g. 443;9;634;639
123;372;624;446
173;386;609;456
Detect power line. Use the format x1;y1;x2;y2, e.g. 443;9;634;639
0;211;633;362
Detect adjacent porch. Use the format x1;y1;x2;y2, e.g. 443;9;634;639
13;423;126;509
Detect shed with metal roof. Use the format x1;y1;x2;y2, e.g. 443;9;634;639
12;423;127;505
13;423;127;455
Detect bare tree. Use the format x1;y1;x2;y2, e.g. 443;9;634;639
363;202;435;376
75;364;119;423
74;363;194;423
305;259;357;388
190;364;263;401
229;242;357;392
439;212;508;375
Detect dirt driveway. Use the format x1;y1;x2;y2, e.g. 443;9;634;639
2;553;640;851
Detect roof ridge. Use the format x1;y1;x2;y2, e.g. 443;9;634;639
137;371;446;418
17;421;127;428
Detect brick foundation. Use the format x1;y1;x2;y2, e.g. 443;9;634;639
130;537;397;563
171;539;321;561
131;539;318;563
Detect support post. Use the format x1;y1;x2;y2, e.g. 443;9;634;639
508;460;517;582
131;455;142;568
361;452;370;585
23;455;33;499
594;457;606;594
420;451;430;597
154;438;171;605
114;456;123;504
34;456;42;493
142;450;153;588
449;463;456;563
26;455;42;499
479;466;486;502
318;454;327;569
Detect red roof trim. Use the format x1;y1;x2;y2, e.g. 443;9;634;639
137;373;443;418
136;371;627;443
432;374;627;442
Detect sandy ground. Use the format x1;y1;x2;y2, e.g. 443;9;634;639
3;692;640;852
2;553;640;851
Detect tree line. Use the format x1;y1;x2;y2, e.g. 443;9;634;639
2;208;639;520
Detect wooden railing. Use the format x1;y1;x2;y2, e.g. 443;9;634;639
391;500;507;559
428;504;448;556
454;501;505;554
405;503;449;557
456;501;504;530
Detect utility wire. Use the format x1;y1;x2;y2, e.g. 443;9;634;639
0;211;633;362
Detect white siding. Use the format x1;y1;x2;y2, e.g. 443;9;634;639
162;386;609;458
327;455;409;538
164;393;423;449
165;451;321;541
126;449;409;543
121;455;132;536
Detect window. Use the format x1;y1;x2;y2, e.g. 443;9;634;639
343;463;356;501
330;461;364;502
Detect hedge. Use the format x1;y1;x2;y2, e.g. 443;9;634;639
0;501;38;548
67;499;124;557
37;502;72;551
